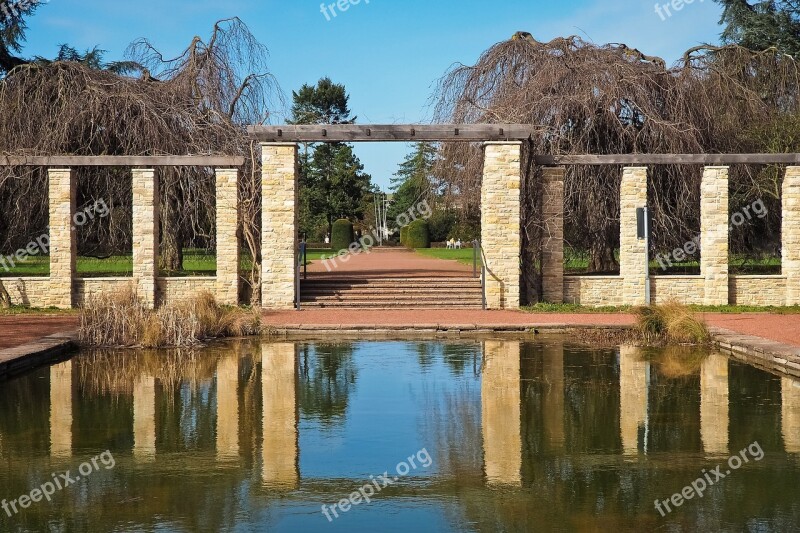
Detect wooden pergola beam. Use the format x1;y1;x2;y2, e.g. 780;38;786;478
248;124;537;143
535;154;800;165
0;155;246;167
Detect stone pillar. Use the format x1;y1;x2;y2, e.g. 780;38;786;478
700;353;729;456
261;144;298;309
215;168;240;306
262;342;299;489
701;166;730;306
542;342;565;450
619;346;648;456
133;375;156;462
216;354;240;461
50;360;73;458
784;167;800;306
542;167;565;303
620;167;648;306
482;340;522;486
132;169;159;309
782;377;800;454
481;142;521;309
48;169;76;309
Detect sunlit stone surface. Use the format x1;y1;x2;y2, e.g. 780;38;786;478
619;346;648;456
482;340;522;486
50;360;73;458
133;375;156;462
216;354;240;461
701;353;729;456
262;342;299;488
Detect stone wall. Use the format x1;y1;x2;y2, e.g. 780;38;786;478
48;169;76;309
215;169;240;306
261;143;298;310
481;142;521;309
564;276;624;306
701;167;730;305
730;276;787;307
650;277;704;305
132;169;159;309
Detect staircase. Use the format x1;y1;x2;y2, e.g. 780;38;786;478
299;277;484;309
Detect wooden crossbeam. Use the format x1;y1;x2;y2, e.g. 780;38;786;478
0;155;246;167
248;124;536;143
534;154;800;165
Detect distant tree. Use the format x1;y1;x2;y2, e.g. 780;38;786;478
388;143;435;224
290;78;371;236
715;0;800;55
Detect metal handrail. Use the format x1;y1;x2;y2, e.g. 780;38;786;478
473;239;487;310
296;241;306;311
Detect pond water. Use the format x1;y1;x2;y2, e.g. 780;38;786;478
1;338;799;532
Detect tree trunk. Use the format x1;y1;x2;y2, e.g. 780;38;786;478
160;182;184;272
587;238;618;273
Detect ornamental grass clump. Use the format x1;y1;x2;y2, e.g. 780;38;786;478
635;302;710;345
80;287;261;348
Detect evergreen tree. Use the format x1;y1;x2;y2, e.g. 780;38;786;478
715;0;800;55
388;143;436;224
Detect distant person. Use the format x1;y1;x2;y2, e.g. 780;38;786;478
447;239;454;249
455;239;463;249
324;234;330;245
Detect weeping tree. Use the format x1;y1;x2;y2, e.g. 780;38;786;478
433;33;800;302
0;18;281;304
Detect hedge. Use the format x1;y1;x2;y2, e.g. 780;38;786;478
399;225;409;246
331;219;354;252
406;219;430;249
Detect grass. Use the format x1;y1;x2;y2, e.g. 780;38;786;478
0;305;77;316
415;248;481;266
635;303;711;344
523;302;632;314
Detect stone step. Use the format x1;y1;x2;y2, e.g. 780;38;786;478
302;295;483;303
299;301;483;309
302;287;483;295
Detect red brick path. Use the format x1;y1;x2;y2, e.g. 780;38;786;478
0;315;79;350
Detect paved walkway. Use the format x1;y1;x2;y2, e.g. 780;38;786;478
306;247;475;279
0;315;79;350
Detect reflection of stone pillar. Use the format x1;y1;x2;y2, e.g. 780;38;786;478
262;342;298;488
481;142;522;309
782;377;800;453
482;341;522;486
216;354;240;461
619;346;648;456
133;375;156;461
701;353;729;455
542;343;565;450
50;360;73;458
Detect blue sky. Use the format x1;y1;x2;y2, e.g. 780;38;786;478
22;0;724;189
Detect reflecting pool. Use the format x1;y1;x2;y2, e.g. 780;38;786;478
1;338;799;531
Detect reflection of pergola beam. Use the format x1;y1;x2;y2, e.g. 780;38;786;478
216;354;240;461
783;377;800;454
619;347;648;457
542;343;565;451
701;353;729;456
133;375;156;462
50;360;73;458
482;341;522;487
262;342;299;489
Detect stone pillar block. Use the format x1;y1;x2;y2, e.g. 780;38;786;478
48;168;76;309
132;169;159;309
261;143;298;310
216;168;240;306
784;167;800;306
701;167;730;306
620;167;648;306
481;142;522;309
542;167;565;303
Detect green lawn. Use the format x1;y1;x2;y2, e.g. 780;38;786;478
415;248;482;266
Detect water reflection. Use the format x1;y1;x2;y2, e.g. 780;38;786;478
1;338;799;531
49;360;73;459
262;342;299;489
481;340;522;486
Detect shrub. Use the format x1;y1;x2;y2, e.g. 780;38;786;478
406;219;431;249
428;210;457;242
400;225;410;246
331;219;354;252
635;302;710;344
79;287;261;348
